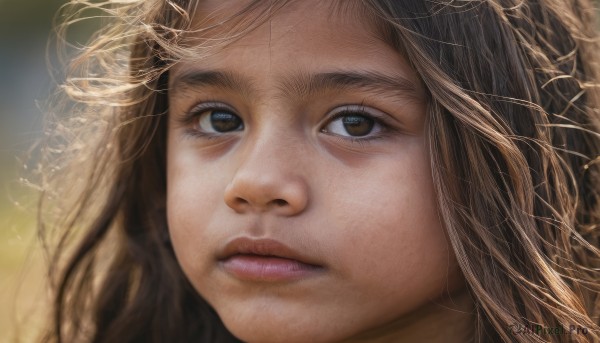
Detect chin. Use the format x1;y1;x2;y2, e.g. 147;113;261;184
225;325;333;343
219;310;348;343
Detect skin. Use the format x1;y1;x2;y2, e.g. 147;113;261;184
166;1;474;342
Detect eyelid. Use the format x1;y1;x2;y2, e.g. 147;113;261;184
178;101;239;125
174;100;244;141
322;104;395;134
326;105;388;122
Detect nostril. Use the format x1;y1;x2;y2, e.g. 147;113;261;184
233;197;250;207
270;199;288;207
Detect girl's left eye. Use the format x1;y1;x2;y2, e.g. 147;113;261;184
196;109;244;133
321;113;383;138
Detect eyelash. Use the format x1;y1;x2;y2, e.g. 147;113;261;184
178;101;236;140
178;102;394;144
322;108;393;143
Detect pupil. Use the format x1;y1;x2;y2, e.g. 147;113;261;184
211;111;241;132
342;115;374;136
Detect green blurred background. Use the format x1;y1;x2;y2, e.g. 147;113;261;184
0;1;69;341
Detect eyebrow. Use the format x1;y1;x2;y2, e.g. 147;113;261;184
171;70;254;99
279;70;423;101
170;69;423;102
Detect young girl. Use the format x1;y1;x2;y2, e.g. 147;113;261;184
38;0;600;342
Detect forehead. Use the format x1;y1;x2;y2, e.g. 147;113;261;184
189;0;376;29
177;0;390;57
169;0;425;107
173;0;416;74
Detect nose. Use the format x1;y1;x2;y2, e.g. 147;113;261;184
224;138;309;216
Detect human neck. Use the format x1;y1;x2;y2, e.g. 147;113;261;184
344;288;475;343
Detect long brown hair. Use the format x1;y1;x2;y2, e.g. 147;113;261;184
39;0;600;342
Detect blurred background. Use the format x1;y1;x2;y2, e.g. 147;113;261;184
0;0;71;341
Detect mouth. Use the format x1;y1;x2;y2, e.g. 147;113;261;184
217;237;325;282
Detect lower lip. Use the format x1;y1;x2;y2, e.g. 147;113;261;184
220;255;323;282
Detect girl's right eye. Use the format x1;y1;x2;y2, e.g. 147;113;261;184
195;109;244;133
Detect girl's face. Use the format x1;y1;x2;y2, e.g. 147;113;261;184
167;1;469;342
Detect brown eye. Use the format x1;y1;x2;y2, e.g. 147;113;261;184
323;114;378;137
341;115;374;136
198;110;244;133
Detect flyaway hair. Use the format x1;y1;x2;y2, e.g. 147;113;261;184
38;1;599;342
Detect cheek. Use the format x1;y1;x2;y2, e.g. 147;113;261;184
165;146;226;281
322;144;458;309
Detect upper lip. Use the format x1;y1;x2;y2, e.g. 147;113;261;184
217;237;322;266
